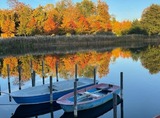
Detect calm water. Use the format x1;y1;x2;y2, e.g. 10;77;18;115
0;46;160;118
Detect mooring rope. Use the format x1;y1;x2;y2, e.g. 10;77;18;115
0;91;11;95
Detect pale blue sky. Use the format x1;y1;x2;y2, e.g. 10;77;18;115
0;0;160;21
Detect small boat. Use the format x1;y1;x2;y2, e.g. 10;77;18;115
154;115;160;118
60;95;122;118
10;78;98;104
56;83;120;112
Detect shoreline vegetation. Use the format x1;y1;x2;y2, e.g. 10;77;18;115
0;34;160;58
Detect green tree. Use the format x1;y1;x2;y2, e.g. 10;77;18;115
141;4;160;35
32;6;47;34
17;5;32;36
128;19;147;34
140;46;160;74
76;0;95;17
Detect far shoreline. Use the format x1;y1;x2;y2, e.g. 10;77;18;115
0;34;160;58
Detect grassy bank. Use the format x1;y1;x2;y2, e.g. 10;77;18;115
0;34;160;58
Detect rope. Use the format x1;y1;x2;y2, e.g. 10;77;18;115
0;91;10;95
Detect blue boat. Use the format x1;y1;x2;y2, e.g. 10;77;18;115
10;78;98;104
61;95;122;118
56;83;120;112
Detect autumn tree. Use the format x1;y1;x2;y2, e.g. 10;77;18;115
1;19;15;37
76;15;90;34
61;2;79;34
96;0;110;31
112;20;131;36
1;10;15;37
26;17;37;36
141;4;160;35
43;17;57;34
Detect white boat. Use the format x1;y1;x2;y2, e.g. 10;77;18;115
10;78;98;104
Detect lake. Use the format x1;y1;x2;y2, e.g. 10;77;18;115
0;46;160;118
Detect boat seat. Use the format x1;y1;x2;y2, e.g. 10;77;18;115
96;85;112;93
83;92;101;98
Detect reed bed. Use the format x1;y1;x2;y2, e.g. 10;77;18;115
0;34;159;58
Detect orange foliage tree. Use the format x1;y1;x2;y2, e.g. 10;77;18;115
112;20;131;36
43;17;57;34
1;19;15;37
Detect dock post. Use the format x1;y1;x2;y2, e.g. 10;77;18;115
18;65;21;90
94;67;96;85
120;99;124;118
32;70;36;87
42;60;45;85
120;72;123;99
7;64;11;93
113;93;117;118
56;61;59;82
50;76;53;104
74;64;78;117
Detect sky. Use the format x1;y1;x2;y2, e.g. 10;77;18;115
0;0;160;21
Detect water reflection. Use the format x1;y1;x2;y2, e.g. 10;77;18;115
0;46;160;84
11;96;123;118
11;102;61;118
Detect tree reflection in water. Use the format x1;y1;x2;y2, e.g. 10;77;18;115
0;46;159;84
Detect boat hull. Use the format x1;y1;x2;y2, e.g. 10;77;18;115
11;78;98;104
57;83;120;112
12;85;92;104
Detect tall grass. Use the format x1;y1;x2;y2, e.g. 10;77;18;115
0;34;159;58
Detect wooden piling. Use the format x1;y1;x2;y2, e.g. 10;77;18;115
32;70;36;87
74;81;78;117
120;99;124;118
120;72;123;99
50;104;54;118
94;68;96;85
50;76;53;104
18;66;22;90
42;60;45;84
74;64;78;117
56;61;59;82
113;93;117;118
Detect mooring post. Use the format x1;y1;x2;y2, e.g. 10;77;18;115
32;70;36;87
113;93;117;118
74;64;78;117
120;72;123;100
7;64;11;93
50;76;53;104
56;61;59;82
18;65;22;90
94;67;96;85
42;60;45;85
50;104;54;118
120;98;124;118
